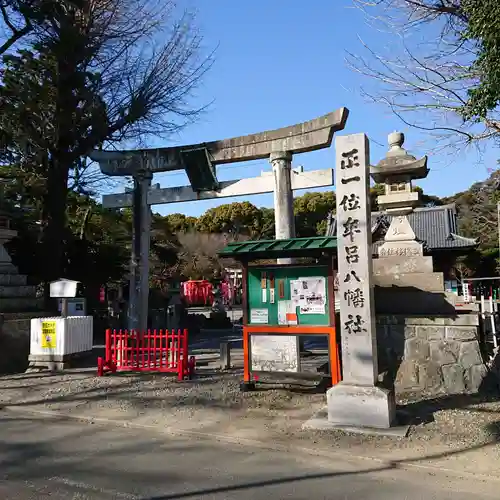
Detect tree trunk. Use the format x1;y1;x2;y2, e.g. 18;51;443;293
41;158;69;310
41;31;78;310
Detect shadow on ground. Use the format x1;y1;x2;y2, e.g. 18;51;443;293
2;345;500;431
0;411;499;499
398;390;500;427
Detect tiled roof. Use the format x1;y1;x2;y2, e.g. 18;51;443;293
219;236;337;260
326;204;477;252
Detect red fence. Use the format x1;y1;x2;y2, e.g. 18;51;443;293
97;329;194;380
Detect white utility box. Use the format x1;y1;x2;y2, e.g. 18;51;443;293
28;316;93;370
50;278;80;298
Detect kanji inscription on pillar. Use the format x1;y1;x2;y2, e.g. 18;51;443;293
335;134;378;386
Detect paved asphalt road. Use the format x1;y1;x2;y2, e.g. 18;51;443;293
0;410;497;500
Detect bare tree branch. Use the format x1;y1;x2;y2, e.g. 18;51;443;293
349;0;499;151
72;1;215;149
0;0;33;55
173;231;246;281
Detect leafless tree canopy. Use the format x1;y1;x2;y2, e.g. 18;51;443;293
0;0;214;288
77;0;213;146
0;0;214;171
451;258;471;283
42;0;214;148
174;232;245;281
0;0;214;201
348;0;499;151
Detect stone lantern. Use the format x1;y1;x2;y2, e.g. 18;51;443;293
368;133;486;399
371;132;429;258
371;131;444;295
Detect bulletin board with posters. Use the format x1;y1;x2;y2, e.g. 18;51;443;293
247;265;331;327
217;236;341;391
243;264;340;390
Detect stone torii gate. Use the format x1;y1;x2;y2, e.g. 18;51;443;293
90;108;349;331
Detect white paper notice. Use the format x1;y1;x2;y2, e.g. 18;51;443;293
296;277;326;314
301;304;325;314
278;300;297;325
270;288;275;304
250;308;268;324
278;301;287;325
290;280;304;307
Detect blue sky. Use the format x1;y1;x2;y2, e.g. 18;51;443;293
109;0;498;217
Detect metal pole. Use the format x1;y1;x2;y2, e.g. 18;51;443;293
481;295;486;340
61;298;68;318
489;295;498;349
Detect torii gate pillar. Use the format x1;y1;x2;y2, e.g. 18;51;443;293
130;171;152;332
270;151;295;264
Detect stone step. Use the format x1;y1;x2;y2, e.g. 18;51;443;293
0;263;19;274
373;256;434;275
373;272;444;292
0;274;27;286
1;311;51;321
0;285;36;297
0;297;43;312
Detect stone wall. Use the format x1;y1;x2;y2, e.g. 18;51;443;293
376;314;488;396
0;313;48;373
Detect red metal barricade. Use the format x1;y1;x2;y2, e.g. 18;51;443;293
97;329;195;380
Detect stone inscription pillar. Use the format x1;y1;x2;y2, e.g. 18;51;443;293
270;151;295;264
129;170;152;332
327;133;396;429
334;134;377;385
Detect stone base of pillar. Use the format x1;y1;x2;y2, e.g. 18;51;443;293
326;382;396;429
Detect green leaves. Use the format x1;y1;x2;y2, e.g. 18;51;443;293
193;194;337;239
443;167;500;257
196;201;264;237
293;191;335;237
461;0;500;120
163;213;197;233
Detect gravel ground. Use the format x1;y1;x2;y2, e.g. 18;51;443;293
1;368;500;475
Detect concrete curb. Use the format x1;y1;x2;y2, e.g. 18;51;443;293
3;404;500;484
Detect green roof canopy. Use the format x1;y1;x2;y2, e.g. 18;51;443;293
218;236;337;261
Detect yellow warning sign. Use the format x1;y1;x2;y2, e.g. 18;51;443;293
41;320;57;349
